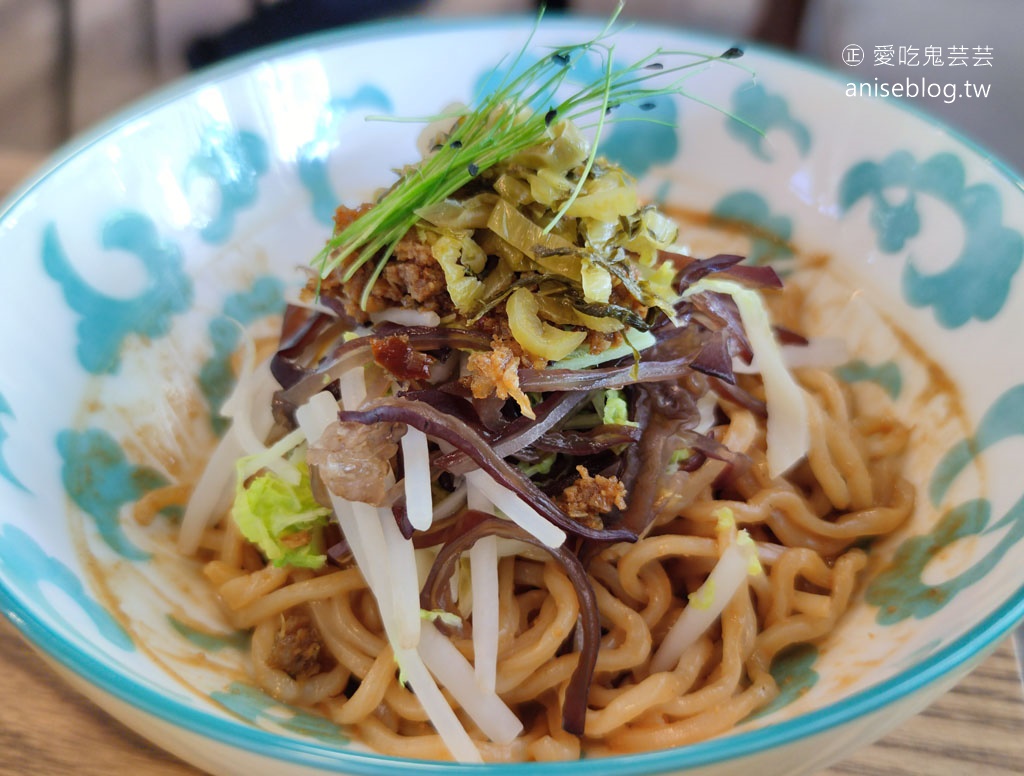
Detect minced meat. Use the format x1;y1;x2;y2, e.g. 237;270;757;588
268;610;325;680
473;309;545;367
314;206;455;325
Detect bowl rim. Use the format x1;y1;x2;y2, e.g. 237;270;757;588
3;11;1024;774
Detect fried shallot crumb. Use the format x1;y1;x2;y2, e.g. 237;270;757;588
557;465;627;530
465;341;535;419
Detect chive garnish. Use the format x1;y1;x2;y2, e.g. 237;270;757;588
311;1;751;310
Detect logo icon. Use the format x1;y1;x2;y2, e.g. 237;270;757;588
842;44;865;66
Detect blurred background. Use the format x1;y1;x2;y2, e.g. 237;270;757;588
0;0;1021;174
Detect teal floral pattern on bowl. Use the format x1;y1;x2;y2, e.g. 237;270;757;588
711;190;794;266
58;428;164;561
754;644;820;720
41;212;193;375
297;86;395;226
212;682;352;745
834;360;903;400
0;525;134;652
199;276;286;434
186;128;270;245
868;384;1024;624
839;150;1024;327
726;81;811;161
0;392;27;492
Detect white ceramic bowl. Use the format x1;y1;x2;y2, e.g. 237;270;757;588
2;14;1024;776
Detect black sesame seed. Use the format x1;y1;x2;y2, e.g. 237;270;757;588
545;108;557;126
645;62;664;70
722;46;743;60
468;162;479;177
450;140;463;149
638;101;657;111
553;51;570;66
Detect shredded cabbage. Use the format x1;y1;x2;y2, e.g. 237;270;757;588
517;453;556;477
682;277;810;478
668;448;692;468
553;327;655;370
600;389;636;427
231;453;330;569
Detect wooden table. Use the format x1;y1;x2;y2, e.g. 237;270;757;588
3;151;1024;774
0;149;45;199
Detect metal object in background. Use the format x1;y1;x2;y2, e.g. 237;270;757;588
185;0;426;69
51;0;158;144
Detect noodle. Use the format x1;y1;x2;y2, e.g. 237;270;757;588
176;348;911;760
131;483;190;526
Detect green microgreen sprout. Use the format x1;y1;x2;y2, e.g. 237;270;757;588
311;1;753;309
